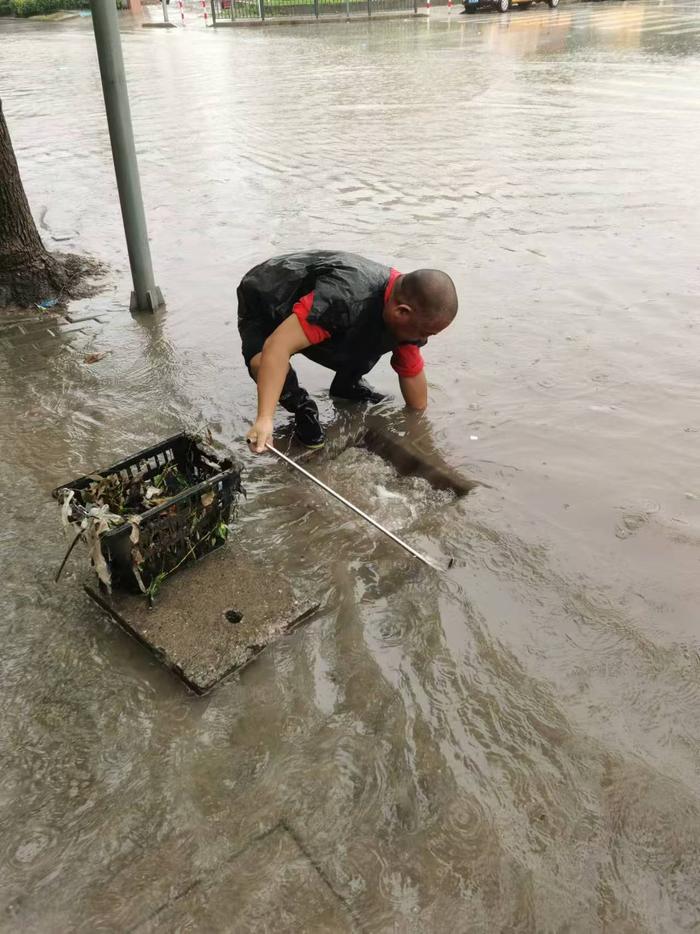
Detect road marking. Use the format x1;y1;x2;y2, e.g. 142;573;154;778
574;9;675;21
601;18;699;32
656;25;700;34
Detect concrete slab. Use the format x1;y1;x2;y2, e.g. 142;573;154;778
3;327;57;346
0;315;69;333
62;312;107;324
134;823;355;933
57;320;99;334
0;314;54;330
85;542;319;695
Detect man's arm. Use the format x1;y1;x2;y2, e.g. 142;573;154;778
246;315;312;453
399;371;428;411
392;344;426;410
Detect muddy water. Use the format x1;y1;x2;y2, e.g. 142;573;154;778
1;0;700;929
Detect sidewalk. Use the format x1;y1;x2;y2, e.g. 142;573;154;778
0;305;122;365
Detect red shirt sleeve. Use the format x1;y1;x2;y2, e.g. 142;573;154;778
292;291;330;345
391;344;424;378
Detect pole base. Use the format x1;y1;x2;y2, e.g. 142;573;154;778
130;286;165;313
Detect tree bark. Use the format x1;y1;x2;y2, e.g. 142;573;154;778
0;97;97;309
0;98;47;259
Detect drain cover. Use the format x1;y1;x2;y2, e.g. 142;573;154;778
84;543;319;694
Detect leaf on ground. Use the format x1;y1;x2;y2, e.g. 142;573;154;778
84;351;109;365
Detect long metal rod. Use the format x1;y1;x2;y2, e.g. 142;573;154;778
266;443;448;571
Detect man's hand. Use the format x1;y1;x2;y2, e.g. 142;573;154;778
247;315;313;455
246;416;274;454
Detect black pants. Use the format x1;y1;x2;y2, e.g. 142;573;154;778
237;286;379;380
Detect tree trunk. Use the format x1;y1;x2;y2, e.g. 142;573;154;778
0;97;96;309
0;98;47;258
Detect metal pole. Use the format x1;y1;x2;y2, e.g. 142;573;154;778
91;1;164;313
161;0;169;22
345;0;349;16
265;443;451;571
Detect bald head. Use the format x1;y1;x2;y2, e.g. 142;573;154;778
396;269;458;326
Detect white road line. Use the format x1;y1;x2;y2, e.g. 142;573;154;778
597;18;687;31
655;25;700;34
480;85;700;107
616;18;699;32
573;17;681;31
576;9;678;22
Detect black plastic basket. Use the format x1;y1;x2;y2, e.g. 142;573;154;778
53;433;242;595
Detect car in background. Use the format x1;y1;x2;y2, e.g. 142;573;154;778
463;0;559;13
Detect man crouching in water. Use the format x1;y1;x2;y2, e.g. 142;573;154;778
238;250;458;453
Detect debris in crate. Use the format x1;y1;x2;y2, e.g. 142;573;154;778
74;460;192;515
53;433;243;602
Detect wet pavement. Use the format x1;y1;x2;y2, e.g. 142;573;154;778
1;0;700;929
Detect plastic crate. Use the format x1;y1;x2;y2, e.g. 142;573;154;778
54;433;242;595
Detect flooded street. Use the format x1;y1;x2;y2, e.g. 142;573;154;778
2;0;700;929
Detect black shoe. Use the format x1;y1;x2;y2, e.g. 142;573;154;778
329;376;386;405
294;400;325;449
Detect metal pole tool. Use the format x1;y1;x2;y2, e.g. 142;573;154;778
265;443;452;572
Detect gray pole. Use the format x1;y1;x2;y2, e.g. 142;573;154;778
161;0;170;22
91;0;164;313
